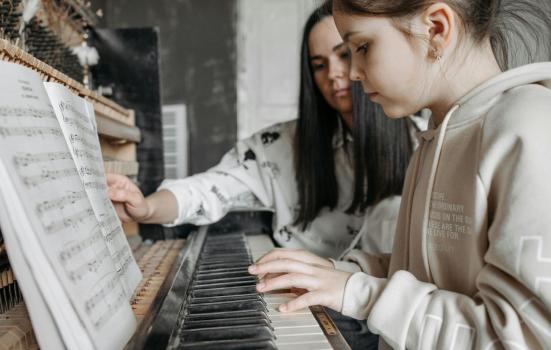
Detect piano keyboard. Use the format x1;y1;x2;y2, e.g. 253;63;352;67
130;227;350;350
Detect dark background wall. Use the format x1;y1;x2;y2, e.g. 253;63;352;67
92;0;238;174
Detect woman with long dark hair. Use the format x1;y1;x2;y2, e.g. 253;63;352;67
108;5;414;261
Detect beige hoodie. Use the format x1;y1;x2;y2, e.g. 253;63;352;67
336;63;551;349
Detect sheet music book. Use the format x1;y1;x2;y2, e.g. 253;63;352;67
0;61;142;349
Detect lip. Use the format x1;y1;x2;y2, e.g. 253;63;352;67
333;87;350;97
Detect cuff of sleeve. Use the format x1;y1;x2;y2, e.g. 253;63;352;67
331;259;362;273
157;180;189;227
367;270;436;350
341;272;387;320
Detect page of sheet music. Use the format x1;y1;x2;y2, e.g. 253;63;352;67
44;82;142;298
0;61;136;350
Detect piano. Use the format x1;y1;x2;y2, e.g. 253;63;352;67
127;226;351;350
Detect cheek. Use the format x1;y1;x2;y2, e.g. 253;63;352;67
314;73;334;102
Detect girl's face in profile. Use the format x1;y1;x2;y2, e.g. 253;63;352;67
333;12;432;118
309;16;353;115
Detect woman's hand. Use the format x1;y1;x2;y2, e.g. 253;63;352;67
248;257;352;313
106;173;151;223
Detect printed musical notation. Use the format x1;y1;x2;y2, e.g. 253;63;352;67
69;134;96;150
59;102;95;138
73;149;101;163
0;106;57;120
0;126;62;138
58;226;103;264
36;191;88;214
22;167;79;187
45;208;95;234
84;273;126;329
66;247;111;282
13;152;73;167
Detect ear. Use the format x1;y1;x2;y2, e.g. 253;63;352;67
421;3;455;58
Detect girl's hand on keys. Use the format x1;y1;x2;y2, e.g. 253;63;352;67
248;257;351;313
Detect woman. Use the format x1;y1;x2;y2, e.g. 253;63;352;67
107;5;412;260
249;1;551;349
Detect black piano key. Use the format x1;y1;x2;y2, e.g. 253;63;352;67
179;324;274;343
194;276;256;286
177;339;277;350
196;266;249;274
181;316;272;330
187;299;267;314
197;262;251;271
195;270;251;280
185;309;269;322
192;279;256;289
192;285;257;298
191;293;260;304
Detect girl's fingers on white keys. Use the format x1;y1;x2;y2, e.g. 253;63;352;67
256;273;316;293
249;258;315;276
278;291;323;313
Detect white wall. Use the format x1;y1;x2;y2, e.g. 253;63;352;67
236;0;320;139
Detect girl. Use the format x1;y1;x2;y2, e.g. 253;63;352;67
250;1;551;349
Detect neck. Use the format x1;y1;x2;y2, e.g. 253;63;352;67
340;111;354;130
429;42;502;126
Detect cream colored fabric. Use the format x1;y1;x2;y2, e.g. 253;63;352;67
341;63;551;349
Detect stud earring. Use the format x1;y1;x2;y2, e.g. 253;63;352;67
431;47;442;61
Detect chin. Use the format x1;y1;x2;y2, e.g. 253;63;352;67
380;103;414;119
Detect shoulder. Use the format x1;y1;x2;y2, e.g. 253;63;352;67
249;119;296;147
484;84;551;137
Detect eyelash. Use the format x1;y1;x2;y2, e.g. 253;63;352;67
356;43;369;55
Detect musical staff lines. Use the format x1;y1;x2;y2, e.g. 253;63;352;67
84;273;126;329
0;126;62;138
44;208;95;234
0;106;57;120
13;152;73;167
36;190;88;215
58;226;103;264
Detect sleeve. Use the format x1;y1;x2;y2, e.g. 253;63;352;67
158;125;287;226
332;196;400;277
340;94;551;349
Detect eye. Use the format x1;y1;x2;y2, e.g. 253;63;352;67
339;50;350;60
356;43;369;55
312;63;326;71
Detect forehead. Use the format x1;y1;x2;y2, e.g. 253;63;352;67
308;16;344;55
333;12;392;41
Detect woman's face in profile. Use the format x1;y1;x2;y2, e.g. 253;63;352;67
309;16;353;115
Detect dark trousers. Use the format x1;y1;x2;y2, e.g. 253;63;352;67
326;309;379;350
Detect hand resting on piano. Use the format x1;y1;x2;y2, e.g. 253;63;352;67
249;248;352;314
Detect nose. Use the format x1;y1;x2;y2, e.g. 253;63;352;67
349;58;364;82
328;57;346;81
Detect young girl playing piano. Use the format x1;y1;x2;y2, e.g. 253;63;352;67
249;0;551;348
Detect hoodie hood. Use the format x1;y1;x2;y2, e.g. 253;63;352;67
447;62;551;127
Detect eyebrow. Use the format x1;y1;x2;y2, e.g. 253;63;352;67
332;42;346;52
310;42;347;61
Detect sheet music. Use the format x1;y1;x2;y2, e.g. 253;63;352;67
0;61;136;350
44;83;142;298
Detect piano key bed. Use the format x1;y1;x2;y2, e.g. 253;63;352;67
129;228;351;350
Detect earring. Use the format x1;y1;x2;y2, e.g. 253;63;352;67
431;47;442;62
